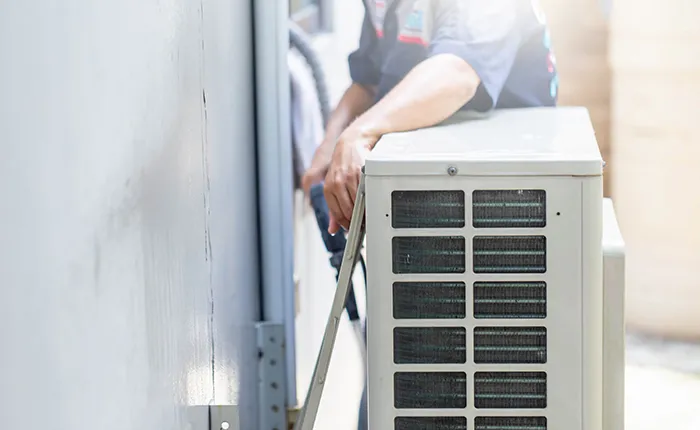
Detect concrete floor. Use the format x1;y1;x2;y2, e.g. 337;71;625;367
292;3;700;429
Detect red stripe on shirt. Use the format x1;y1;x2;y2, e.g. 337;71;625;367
397;34;427;46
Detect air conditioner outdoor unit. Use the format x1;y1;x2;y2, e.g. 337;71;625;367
293;107;625;430
361;107;626;430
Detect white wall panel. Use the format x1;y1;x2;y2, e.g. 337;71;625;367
0;0;259;428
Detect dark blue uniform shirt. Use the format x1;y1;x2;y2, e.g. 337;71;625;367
348;0;558;112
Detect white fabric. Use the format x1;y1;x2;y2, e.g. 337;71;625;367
288;50;324;177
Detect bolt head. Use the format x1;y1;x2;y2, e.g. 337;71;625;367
447;166;458;176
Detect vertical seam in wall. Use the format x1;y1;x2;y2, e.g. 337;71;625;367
249;0;264;323
198;0;216;403
277;6;298;405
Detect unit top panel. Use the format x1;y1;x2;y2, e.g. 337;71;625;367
365;107;603;177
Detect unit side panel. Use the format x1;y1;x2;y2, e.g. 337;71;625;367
581;177;604;430
602;198;625;430
365;175;583;430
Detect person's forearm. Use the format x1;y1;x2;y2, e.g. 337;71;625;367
350;54;480;149
323;82;376;145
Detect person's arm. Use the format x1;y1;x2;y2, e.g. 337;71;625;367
326;7;383;144
349;54;480;150
302;10;381;193
351;0;524;143
324;0;525;233
324;83;376;146
301;83;375;193
323;54;480;232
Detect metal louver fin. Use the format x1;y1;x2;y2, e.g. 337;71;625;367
395;416;468;430
394;327;467;364
472;189;546;228
473;281;547;319
392;236;466;274
393;281;466;319
392;190;465;229
394;372;467;409
473;236;546;274
474;327;547;364
474;371;547;409
475;416;547;430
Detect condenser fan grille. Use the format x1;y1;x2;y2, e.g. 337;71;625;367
473;236;546;273
473;281;547;319
472;190;546;228
392;190;466;229
474;327;547;364
386;186;551;426
394;372;467;409
394;327;467;364
394;416;468;430
474;416;547;430
393;282;466;319
392;236;466;274
474;371;547;409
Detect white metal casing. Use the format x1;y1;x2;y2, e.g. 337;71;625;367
602;198;626;430
364;107;605;430
365;107;604;178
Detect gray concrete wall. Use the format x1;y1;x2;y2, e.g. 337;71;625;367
0;0;260;429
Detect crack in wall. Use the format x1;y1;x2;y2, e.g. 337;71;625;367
197;0;216;404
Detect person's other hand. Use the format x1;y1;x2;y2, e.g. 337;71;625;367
302;140;336;195
324;127;378;234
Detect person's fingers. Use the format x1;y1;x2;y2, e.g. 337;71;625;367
339;215;350;231
327;198;346;234
324;187;345;234
333;178;354;223
301;167;326;195
328;213;340;235
325;168;354;225
301;174;313;195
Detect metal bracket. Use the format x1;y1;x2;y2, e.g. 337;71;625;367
286;406;301;430
256;321;289;430
186;323;291;430
187;405;240;430
210;406;240;430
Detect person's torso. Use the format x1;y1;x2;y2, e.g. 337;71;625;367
362;0;558;109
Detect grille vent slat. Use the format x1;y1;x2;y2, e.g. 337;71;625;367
388;189;552;423
472;190;546;228
473;281;547;319
393;282;466;319
473;236;546;274
474;327;547;364
394;327;467;364
475;416;547;430
394;372;467;409
393;236;466;274
392;190;466;229
474;372;547;409
395;416;468;430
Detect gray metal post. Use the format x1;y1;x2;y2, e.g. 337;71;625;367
252;0;298;410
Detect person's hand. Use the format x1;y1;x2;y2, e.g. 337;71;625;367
301;140;336;195
324;127;379;234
